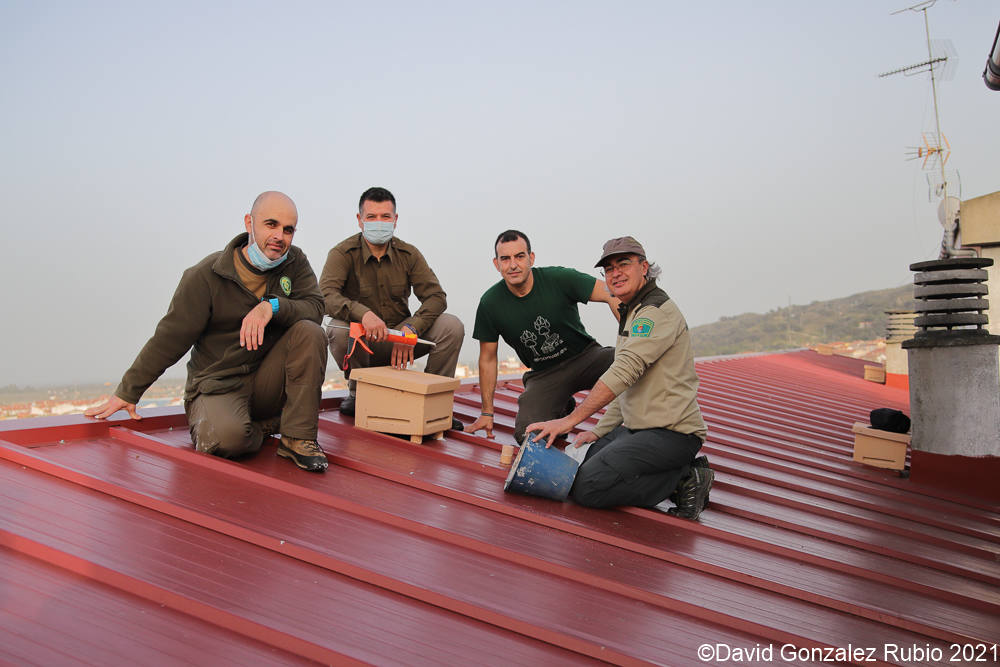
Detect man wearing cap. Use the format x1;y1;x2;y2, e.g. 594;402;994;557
526;236;712;519
469;229;619;444
321;186;465;428
86;191;330;473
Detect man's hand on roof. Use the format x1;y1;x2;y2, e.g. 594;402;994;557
468;414;494;438
85;395;141;421
240;301;273;350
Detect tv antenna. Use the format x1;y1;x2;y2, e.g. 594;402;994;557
879;0;967;257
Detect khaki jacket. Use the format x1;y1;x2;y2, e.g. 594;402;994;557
319;234;446;335
594;280;707;441
116;234;324;403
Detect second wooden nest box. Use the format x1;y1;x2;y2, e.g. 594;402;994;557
351;367;460;443
851;422;910;471
863;365;886;384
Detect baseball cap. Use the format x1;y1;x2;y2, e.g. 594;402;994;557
594;236;646;268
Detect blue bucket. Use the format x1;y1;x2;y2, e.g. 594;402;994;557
503;434;580;501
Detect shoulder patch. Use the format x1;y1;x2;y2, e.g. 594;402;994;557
630;317;654;337
280;276;292;295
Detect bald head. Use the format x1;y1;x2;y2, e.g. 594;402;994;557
250;190;297;220
244;191;298;263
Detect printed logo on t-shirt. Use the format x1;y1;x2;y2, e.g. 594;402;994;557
519;316;565;362
630;317;654;337
280;276;292;295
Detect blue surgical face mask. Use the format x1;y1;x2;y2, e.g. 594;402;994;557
247;217;289;270
362;220;395;245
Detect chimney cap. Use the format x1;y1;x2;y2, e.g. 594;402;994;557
910;257;993;271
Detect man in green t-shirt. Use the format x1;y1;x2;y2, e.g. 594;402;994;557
469;230;619;443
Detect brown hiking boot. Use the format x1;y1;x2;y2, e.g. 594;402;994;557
277;437;329;472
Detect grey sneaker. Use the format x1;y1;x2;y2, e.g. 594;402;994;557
277;437;329;472
668;467;714;521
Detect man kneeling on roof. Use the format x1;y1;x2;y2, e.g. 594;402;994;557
320;186;465;430
86;191;330;473
525;236;713;519
468;229;619;444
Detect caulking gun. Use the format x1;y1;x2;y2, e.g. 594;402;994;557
330;322;437;348
330;322;436;369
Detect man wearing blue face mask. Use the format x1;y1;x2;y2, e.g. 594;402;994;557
321;187;465;426
86;191;330;472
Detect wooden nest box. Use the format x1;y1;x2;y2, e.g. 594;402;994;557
863;365;886;384
351;367;460;443
851;422;910;471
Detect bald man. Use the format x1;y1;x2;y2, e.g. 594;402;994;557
87;191;330;472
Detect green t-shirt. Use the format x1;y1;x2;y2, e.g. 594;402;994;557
473;266;596;372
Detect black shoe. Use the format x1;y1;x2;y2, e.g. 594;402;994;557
668;467;714;521
691;454;715;512
253;415;282;438
669;455;711;503
339;395;356;416
561;396;577;417
277;437;329;472
450;417;464;431
691;455;712;507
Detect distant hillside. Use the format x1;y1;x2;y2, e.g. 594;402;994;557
690;285;915;357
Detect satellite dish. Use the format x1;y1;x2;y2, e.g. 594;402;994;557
938;196;960;230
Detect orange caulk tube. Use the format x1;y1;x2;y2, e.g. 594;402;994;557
345;322;435;347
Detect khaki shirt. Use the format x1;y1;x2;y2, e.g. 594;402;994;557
594;281;707;441
319;233;447;335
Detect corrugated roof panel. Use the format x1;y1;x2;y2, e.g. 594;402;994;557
0;349;997;665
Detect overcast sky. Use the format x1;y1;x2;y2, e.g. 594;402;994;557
2;1;998;387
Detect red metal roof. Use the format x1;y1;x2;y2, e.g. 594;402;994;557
1;350;997;665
